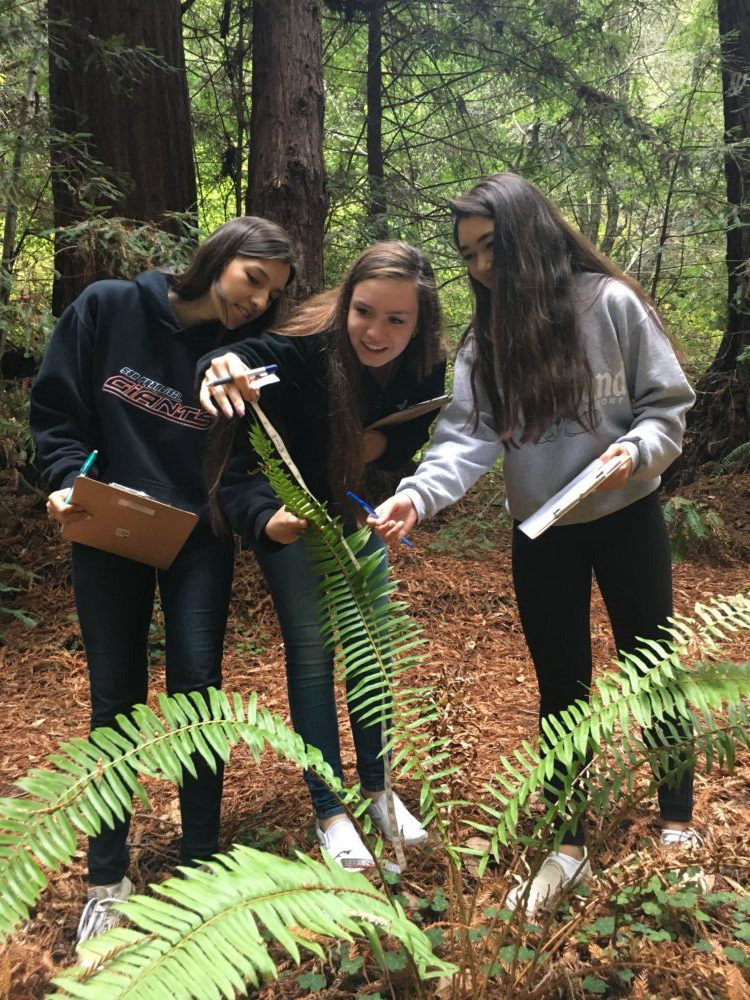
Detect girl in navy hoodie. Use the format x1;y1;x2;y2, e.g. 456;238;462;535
30;216;295;948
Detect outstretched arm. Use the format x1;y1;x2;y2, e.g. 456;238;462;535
368;493;419;545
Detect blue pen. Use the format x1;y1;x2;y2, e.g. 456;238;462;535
346;490;413;548
65;449;98;504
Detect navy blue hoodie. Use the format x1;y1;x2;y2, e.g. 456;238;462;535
196;331;446;545
30;271;240;522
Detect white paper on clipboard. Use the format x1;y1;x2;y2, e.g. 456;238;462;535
517;454;630;540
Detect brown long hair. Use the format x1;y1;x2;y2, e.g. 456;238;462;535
451;172;656;444
197;217;297;533
281;241;445;512
170;215;296;336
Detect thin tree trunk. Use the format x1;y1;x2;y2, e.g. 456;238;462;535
600;186;619;256
247;0;327;300
367;1;387;240
650;72;703;302
235;13;246;218
1;44;43;341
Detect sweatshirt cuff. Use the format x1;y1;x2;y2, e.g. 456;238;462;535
618;439;641;472
60;470;80;490
251;506;285;553
398;487;427;522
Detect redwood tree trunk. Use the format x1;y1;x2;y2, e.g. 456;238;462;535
670;0;750;483
246;0;327;300
48;0;197;314
714;0;750;376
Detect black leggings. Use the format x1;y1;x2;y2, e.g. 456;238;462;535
72;524;234;884
512;490;693;846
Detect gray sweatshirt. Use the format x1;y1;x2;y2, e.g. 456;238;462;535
399;273;696;525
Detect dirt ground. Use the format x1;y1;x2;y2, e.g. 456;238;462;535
0;474;749;999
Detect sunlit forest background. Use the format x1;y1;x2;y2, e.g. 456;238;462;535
4;0;748;489
0;2;737;359
1;2;750;997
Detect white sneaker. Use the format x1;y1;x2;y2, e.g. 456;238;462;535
315;817;374;870
505;851;592;916
76;875;134;948
660;826;713;892
367;791;428;846
660;826;704;849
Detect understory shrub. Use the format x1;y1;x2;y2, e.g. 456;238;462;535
662;495;726;562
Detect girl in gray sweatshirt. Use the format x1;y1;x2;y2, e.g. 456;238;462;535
372;172;701;915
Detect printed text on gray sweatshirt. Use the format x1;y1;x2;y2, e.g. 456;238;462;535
398;274;696;525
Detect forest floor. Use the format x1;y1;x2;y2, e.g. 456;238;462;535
1;471;749;1000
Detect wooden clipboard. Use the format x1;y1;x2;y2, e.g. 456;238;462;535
61;477;199;569
365;394;452;431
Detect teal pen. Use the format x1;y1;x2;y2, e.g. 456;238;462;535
65;449;98;504
346;490;413;548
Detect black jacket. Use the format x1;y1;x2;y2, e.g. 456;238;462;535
196;330;446;545
30;271;242;523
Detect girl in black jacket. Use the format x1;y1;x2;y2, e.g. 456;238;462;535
198;242;446;869
30;216;295;948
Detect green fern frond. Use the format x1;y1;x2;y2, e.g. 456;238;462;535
53;845;456;998
0;690;358;941
249;419;460;856
474;593;750;855
717;440;750;474
551;663;750;843
662;496;726;561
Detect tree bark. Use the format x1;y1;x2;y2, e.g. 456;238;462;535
714;0;750;374
667;0;750;484
1;44;43;326
48;0;197;313
367;1;387;240
246;0;327;300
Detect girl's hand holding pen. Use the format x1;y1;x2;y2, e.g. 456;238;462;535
200;352;262;419
46;488;90;527
367;492;418;546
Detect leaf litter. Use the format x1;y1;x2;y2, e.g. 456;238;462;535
0;475;749;998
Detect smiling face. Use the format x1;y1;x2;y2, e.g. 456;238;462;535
456;214;495;289
346;277;419;369
212;256;291;329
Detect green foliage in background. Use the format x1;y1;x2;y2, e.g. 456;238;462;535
0;0;730;358
663;495;726;562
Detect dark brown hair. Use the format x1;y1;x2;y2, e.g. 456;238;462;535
170;215;296;336
451;172;656;444
197;217;296;533
280;241;445;512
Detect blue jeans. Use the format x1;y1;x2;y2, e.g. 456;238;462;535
71;524;234;884
256;531;390;817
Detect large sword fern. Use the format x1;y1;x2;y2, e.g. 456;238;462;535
0;689;364;939
248;421;461;857
53;846;454;997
